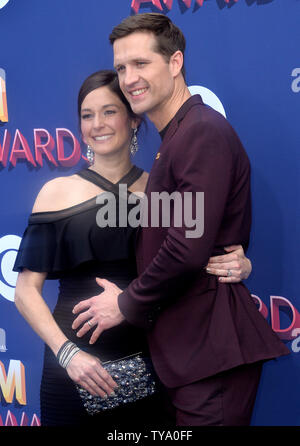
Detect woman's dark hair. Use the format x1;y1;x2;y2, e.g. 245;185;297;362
77;69;140;122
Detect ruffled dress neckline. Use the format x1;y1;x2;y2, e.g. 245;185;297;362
29;165;144;224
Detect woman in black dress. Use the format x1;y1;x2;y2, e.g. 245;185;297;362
13;70;252;426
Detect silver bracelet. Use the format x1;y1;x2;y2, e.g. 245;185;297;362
56;340;80;369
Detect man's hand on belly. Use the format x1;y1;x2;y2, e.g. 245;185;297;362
72;278;125;344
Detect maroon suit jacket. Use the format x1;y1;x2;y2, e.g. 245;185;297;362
118;95;289;388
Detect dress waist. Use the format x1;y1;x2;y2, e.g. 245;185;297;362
54;266;147;362
58;276;133;298
58;260;136;297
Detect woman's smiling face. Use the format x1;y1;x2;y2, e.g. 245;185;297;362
80;86;136;158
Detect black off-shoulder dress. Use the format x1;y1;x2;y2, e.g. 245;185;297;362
13;167;169;426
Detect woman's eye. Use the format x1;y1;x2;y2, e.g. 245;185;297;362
104;110;116;116
81;113;92;120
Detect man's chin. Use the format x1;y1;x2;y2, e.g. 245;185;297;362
124;93;149;113
129;101;148;115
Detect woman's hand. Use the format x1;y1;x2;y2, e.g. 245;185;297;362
206;245;252;283
66;349;118;397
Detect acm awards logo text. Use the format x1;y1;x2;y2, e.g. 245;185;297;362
131;0;255;14
0;356;41;426
0;67;88;168
0;69;8;123
0;127;87;168
131;0;205;13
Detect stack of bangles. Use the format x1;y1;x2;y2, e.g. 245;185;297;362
57;340;81;368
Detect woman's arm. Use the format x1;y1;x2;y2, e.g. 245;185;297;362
206;245;252;283
15;270;66;354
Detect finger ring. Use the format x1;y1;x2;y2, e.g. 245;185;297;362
87;320;93;327
227;269;232;277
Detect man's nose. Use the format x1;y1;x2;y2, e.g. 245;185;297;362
124;67;139;87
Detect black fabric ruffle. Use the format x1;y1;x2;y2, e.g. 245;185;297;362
13;198;137;279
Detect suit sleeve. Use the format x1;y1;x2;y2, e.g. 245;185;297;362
118;120;237;329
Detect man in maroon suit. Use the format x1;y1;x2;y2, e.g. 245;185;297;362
73;14;289;425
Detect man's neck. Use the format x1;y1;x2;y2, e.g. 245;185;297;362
148;84;191;132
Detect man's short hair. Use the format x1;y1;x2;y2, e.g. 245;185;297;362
109;13;186;79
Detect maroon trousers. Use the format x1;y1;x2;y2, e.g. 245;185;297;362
164;361;263;426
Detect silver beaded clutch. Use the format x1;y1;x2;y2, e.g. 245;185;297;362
76;354;158;415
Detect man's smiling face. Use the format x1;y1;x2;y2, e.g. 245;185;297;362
113;31;175;120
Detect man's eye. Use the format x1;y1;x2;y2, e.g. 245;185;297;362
116;66;125;73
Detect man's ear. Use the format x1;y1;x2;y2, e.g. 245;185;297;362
169;50;184;78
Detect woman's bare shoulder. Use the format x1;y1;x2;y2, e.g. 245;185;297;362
31;175;83;213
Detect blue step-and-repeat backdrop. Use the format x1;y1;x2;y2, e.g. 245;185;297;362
0;0;299;427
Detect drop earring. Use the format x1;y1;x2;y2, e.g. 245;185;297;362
86;145;94;164
130;128;138;156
